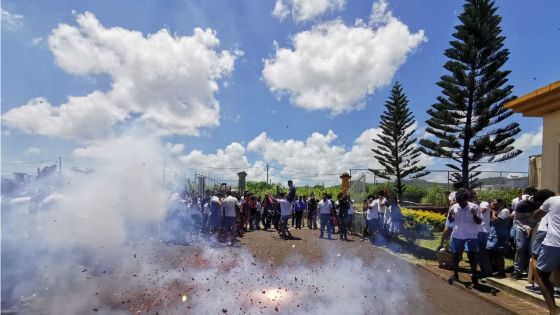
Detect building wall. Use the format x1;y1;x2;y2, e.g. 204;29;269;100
542;110;560;193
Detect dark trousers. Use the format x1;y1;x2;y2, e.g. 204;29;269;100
261;209;271;229
339;213;348;240
295;211;303;229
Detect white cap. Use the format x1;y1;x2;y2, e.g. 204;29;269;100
479;201;490;209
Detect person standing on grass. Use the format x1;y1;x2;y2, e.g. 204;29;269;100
531;191;560;314
447;188;482;288
318;193;334;240
366;195;380;244
294;196;305;229
486;198;511;278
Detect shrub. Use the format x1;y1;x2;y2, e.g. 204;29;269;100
421;185;448;207
402;185;427;203
402;208;446;232
475;189;518;206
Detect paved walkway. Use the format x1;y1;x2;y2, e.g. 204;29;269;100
238;228;534;314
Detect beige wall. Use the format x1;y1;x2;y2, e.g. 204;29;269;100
542;109;560;193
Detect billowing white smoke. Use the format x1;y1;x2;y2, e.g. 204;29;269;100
1;131;421;315
1;130;170;313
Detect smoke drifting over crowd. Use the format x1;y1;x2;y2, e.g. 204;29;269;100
1;131;421;314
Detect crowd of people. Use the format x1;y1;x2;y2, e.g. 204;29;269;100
437;183;560;312
165;178;560;312
165;180;404;245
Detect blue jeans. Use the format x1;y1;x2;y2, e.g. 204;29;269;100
477;232;491;276
514;227;530;274
319;213;332;239
367;219;379;244
252;212;261;230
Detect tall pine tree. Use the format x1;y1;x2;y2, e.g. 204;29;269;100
419;0;521;188
370;82;428;201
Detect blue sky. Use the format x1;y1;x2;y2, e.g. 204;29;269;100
1;0;558;185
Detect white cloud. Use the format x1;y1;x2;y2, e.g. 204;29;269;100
166;142;185;155
24;145;41;155
514;126;542;151
180;142;251;171
272;0;345;22
179;127;435;186
263;0;426;115
2;12;240;139
1;8;23;30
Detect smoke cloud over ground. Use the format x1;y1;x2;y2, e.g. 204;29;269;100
1;131;421;314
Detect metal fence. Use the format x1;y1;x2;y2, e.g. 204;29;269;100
349;168;528;191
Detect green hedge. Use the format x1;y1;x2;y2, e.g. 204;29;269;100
475;190;518;205
402;208;446;232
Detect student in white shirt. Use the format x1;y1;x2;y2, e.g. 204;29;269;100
318;193;334;239
438;182;464;250
378;190;388;234
367;196;380;244
221;191;239;244
276;192;294;240
447;188;482;287
478;201;492;278
530;190;560;313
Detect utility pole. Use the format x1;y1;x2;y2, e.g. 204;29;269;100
59;157;62;173
266;163;269;184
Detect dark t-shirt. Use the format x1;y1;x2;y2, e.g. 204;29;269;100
515;200;538;214
337;198;350;216
287;186;296;203
308;197;317;211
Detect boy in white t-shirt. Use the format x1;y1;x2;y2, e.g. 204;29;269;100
366;196;380;244
447;188;482;287
318;193;334;239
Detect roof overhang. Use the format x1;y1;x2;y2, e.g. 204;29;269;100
505;81;560;117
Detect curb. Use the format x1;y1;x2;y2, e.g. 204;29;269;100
364;239;520;314
486;277;554;310
414;263;516;315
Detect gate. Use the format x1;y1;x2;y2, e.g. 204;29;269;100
349;172;368;235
